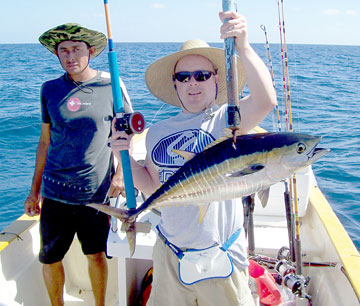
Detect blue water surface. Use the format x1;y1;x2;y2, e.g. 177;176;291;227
0;42;359;251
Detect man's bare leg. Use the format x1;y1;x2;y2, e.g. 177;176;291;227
43;261;65;306
87;252;108;306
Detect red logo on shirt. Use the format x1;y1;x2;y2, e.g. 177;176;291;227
67;98;81;112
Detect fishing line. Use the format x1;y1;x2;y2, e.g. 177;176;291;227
147;103;167;127
110;42;169;129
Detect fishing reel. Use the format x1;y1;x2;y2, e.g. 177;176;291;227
115;112;146;135
278;246;292;261
275;260;310;297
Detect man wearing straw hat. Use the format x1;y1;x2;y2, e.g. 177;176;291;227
110;11;277;306
24;23;133;306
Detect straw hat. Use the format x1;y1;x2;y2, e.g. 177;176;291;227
39;23;107;58
145;40;246;107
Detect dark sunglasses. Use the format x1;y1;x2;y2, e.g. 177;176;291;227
173;70;216;83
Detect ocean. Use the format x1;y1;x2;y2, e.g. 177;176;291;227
0;42;359;251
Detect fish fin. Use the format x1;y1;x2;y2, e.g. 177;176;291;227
173;130;234;157
198;204;210;223
258;188;270;208
203;136;231;151
88;203;139;256
172;150;196;161
121;221;136;256
124;221;136;256
226;163;265;177
87;203;131;220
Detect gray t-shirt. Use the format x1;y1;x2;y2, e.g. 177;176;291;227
41;71;133;205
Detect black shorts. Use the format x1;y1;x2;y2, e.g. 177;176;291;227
39;198;110;264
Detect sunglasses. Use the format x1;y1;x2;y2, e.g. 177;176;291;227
173;70;216;83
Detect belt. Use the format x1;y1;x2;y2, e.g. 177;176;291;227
156;225;241;260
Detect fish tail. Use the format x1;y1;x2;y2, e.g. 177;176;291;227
123;221;136;256
87;203;134;221
87;203;139;256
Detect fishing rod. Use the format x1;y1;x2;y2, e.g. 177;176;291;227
277;1;308;300
276;0;296;264
242;194;255;256
277;0;289;132
261;21;297;270
260;24;281;132
222;0;241;141
222;0;259;260
103;0;145;211
280;0;293;132
278;0;301;269
260;20;296;264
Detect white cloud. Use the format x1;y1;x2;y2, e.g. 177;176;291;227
346;10;357;16
152;3;165;9
207;3;218;8
323;9;341;16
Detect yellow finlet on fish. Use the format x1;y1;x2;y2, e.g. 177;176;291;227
172;150;196;161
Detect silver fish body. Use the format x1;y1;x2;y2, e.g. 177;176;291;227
136;132;326;211
88;132;329;255
90;132;328;218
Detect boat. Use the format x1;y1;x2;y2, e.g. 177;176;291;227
1;127;359;306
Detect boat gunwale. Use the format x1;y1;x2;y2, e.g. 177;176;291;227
309;185;360;302
0;215;39;251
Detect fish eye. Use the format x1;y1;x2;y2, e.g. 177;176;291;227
252;164;265;171
297;143;306;154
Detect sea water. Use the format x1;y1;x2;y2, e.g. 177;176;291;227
0;42;359;251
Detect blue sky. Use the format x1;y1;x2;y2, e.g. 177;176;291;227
0;0;359;45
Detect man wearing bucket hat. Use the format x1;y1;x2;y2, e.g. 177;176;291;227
109;11;277;306
24;23;133;306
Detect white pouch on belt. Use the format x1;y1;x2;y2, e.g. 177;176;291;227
157;226;241;286
178;245;234;285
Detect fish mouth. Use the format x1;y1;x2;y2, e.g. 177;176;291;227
307;146;330;163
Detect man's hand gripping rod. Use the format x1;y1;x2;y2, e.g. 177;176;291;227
222;0;241;143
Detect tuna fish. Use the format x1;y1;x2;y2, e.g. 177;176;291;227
88;132;329;255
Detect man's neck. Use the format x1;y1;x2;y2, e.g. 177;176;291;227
68;67;97;82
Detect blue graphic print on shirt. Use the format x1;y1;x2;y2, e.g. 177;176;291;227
151;129;215;183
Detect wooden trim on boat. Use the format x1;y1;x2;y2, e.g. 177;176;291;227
309;185;360;301
0;214;39;251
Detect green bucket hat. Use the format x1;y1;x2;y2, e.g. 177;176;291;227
39;23;107;58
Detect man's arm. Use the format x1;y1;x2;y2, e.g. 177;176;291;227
24;123;50;216
220;11;277;134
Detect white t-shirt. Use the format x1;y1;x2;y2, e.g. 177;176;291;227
146;104;248;268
